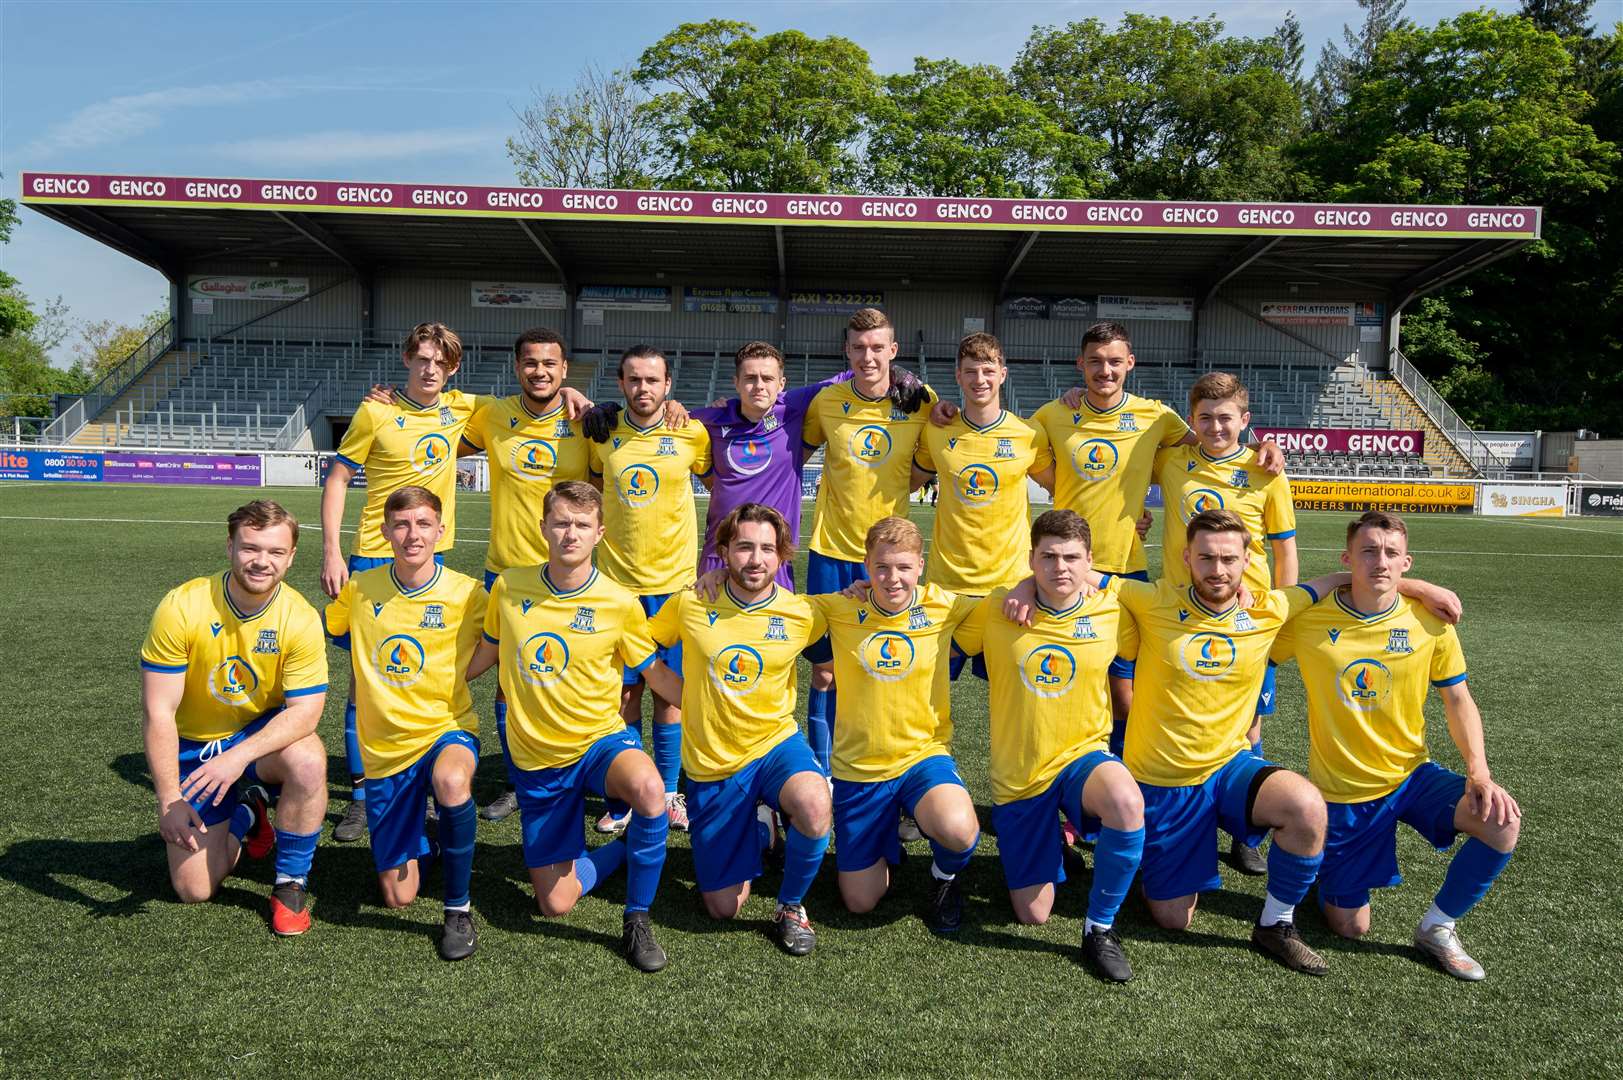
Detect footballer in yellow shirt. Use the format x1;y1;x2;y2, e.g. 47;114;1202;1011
586;345;712;829
808;515;980;934
1269;511;1518;979
953;509;1144;982
322;486;486;957
650;504;832;953
466;481;682;972
139;500;328;935
1116;508;1343;975
912;333;1055;598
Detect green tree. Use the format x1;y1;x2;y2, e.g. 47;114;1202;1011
1308;0;1410;129
633;20;878;192
75;306;169;381
1012;15;1304;201
0;188;36;339
865;58;1101;198
506;64;660;189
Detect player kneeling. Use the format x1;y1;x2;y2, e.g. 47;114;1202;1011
653;504;832;954
956;510;1144;981
140;501;328;934
467;482;682;972
1271;511;1519;980
324;486;487;959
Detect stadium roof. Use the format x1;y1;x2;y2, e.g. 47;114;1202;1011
21;171;1541;309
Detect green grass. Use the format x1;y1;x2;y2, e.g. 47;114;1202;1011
2;483;1621;1078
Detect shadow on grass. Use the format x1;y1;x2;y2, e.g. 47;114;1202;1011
0;835;267;921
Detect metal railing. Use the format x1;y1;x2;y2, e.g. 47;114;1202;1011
41;318;176;443
1;416;51;446
1389;348;1507;476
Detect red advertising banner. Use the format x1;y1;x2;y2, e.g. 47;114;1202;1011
20;172;1542;239
1253;427;1426;455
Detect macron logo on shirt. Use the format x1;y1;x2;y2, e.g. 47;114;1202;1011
210;622;223;638
521;599;534;615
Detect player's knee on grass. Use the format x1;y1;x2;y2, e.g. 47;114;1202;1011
1148;894;1197;931
1010;883;1054;926
170;867;218;905
702;883;749;920
1323;902;1371;939
810;663;835;692
378;865;420;909
839;864;888;914
532;866;583;917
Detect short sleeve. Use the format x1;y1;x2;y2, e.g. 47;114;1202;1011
1271;584;1320;622
952;594;995;657
482;576;505;644
647;591;684;648
139;589;191;672
913;429;938;474
587;436;606;477
1114;578;1155;618
281;604;330;697
801;390;829;449
1152;444;1176;482
1269;617;1297;664
1263;472;1297;540
690;426;713;478
1156;403;1191;449
460;407;488;452
1429;623;1468;687
804;601;828;645
784;370;847;421
334;404;377;470
616;598;660;673
1028;423;1053;474
1111;587;1140;661
459;583;489;655
322;580;354;651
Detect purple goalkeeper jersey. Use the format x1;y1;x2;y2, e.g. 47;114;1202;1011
693;372;848;587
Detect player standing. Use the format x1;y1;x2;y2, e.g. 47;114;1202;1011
810;517;980;933
800;309;936;775
648;504;833;955
321;323;484;843
323;486;486;959
466;482;682;972
1271;512;1519;980
913;332;1054;675
954;510;1144;982
1154;372;1298;874
587;345;712;832
140;500;328;934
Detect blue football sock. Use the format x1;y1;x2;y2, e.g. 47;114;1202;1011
929;830;979;878
1251;738;1263;757
623;811;669;914
653;722;682;795
494;698;510;757
777;823;829;908
574;839;628;899
1435;838;1514;919
1265;841;1324;908
438;798;477;911
1108;714;1126;759
344;702;365;799
273;826;320;886
1089;825;1145;928
228;802;254;843
807;688;834;775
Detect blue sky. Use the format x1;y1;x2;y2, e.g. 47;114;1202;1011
2;0;1536;361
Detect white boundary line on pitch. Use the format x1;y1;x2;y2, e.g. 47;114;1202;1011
1;514;1618;558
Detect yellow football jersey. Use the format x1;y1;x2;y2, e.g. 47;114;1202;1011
323;564;486;779
461;397;591;574
648;586;826;782
587;413;712;595
1118;578;1317;787
483;566;659;771
334;389;488;558
140;574;328;742
1271;590;1468;803
914;410;1053;594
801;381;938;561
809;583;979;783
954;582;1139;804
1030;393;1188;574
1156;444;1296;597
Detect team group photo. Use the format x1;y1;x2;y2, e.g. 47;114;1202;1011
3;0;1620;1076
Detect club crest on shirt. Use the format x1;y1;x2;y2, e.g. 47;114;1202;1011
890;407;909;422
419;604;445;630
1117;413;1138;432
762;413;779;433
554;418;573;439
1072;616;1098;640
994;438;1015;459
1231;469;1250;488
569;606;597;634
439;405;455;426
1386;628;1413;654
656;435;677;457
1235;610;1257;632
252;629;280;655
765;615;788;642
908;606;930;631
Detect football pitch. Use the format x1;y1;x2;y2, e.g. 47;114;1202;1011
1;482;1620;1078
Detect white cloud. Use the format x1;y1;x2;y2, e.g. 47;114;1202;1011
211;129;505;168
20;79;316;158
